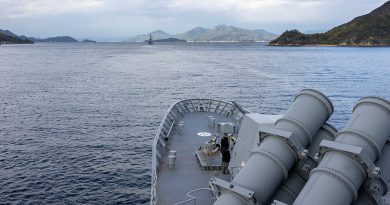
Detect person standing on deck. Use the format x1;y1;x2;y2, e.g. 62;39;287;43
221;133;229;151
220;133;231;175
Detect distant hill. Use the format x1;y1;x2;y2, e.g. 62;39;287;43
0;29;18;37
270;1;390;46
124;30;171;42
82;39;96;43
36;36;78;42
173;27;210;41
125;25;277;42
0;29;33;44
175;25;278;42
0;29;81;43
150;38;187;43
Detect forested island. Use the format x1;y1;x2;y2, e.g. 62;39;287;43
144;38;187;43
0;32;33;44
0;29;95;44
269;1;390;46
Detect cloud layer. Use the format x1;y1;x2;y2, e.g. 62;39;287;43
0;0;387;40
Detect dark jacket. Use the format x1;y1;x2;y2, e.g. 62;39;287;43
221;137;229;150
222;149;231;162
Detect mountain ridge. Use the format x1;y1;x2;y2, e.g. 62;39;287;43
35;36;78;42
0;29;95;43
0;29;33;44
124;30;171;42
269;1;390;46
124;25;278;42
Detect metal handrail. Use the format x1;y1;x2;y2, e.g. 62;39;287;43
231;101;250;114
151;102;177;205
150;99;248;205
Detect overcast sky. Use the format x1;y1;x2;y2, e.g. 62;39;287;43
0;0;387;41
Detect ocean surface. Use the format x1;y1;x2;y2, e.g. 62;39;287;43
0;42;389;204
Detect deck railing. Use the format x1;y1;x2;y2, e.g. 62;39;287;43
150;99;248;205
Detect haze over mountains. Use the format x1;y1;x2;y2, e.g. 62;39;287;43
124;25;278;42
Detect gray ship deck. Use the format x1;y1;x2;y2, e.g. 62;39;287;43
157;112;232;205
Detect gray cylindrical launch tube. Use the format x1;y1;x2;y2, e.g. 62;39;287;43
307;123;338;160
353;142;390;205
293;97;390;205
272;123;337;204
214;89;333;205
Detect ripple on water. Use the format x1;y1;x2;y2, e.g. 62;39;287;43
0;43;389;204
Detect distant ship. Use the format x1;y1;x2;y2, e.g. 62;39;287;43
147;34;153;45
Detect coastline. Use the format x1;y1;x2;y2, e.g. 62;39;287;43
268;43;390;47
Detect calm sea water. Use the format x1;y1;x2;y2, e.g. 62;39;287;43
0;42;389;204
